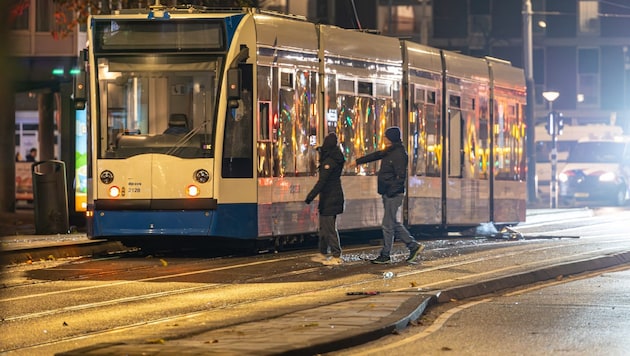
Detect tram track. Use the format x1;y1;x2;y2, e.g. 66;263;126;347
5;241;630;354
3;210;630;354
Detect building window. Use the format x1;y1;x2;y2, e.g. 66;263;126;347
579;0;599;34
36;0;53;32
36;0;72;33
578;48;599;106
10;0;29;30
377;3;432;41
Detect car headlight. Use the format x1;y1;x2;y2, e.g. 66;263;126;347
599;171;616;182
558;172;568;182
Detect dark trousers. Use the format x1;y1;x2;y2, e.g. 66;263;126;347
319;215;342;257
380;194;417;257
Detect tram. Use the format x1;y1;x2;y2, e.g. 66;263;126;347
74;4;527;243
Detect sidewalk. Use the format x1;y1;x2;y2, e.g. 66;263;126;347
0;209;35;236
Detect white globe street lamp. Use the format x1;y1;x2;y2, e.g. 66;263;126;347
542;90;560;208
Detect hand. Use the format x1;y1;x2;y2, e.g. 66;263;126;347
305;198;312;204
346;160;357;169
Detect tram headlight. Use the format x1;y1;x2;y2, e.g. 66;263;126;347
187;184;200;197
108;186;121;198
194;169;210;183
100;170;114;184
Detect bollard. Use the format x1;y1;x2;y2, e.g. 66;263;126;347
32;160;69;234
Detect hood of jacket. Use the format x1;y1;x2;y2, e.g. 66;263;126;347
319;145;345;165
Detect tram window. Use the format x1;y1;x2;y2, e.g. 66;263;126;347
449;109;463;178
338;79;354;94
258;66;271;101
494;100;525;181
257;102;272;177
426;106;441;177
427;90;436;104
280;72;293;88
415;88;425;103
273;69;317;177
411;99;441;177
223;64;253;178
450;95;461;108
358;81;373;96
258;102;270;140
375;83;390;97
337;93;393;175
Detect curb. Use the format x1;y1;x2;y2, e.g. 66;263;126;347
0;240;126;265
283;294;435;356
435;251;630;303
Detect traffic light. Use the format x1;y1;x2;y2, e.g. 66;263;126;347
545;111;564;136
556;112;564;135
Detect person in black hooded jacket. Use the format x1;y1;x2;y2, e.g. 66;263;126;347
352;126;424;264
305;132;345;266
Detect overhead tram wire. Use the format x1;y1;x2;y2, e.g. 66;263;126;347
350;0;363;30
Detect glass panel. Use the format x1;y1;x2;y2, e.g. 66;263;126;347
223;64;253;178
94;20;224;52
411;99;441;177
338;79;355;94
337;94;395;175
36;0;52;32
96;55;219;159
494;101;526;180
274;70;317;176
10;2;29;30
449;109;462;177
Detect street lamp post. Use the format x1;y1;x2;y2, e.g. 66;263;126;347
523;0;537;204
542;90;560;208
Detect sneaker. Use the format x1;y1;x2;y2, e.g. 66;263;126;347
371;255;391;264
406;243;425;263
323;256;343;266
311;254;328;263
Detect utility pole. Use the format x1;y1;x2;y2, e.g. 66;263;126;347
523;0;537;204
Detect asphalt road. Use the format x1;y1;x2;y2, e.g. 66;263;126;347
2;207;630;355
335;265;630;355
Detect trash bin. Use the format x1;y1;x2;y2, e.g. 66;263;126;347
32;160;69;234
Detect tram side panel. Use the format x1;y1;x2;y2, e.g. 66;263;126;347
442;51;492;227
488;59;527;224
252;13;320;238
319;25;404;232
403;42;444;226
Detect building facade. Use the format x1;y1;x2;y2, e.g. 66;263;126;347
309;0;630;130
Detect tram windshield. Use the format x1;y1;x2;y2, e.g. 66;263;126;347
96;55;220;159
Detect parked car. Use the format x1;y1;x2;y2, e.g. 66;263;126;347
558;136;630;206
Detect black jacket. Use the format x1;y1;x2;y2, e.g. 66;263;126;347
355;142;407;197
305;146;345;216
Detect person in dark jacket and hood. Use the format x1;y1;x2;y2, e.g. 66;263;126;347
352;126;424;264
305;132;345;266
